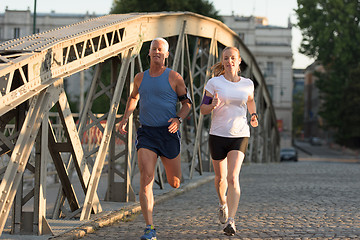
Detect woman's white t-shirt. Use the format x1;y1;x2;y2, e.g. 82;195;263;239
204;75;254;138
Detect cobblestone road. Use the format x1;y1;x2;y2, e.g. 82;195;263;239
82;161;360;239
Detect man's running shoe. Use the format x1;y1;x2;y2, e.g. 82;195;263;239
218;204;228;224
223;218;236;236
140;225;157;240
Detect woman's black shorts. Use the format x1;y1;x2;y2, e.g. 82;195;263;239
209;134;249;160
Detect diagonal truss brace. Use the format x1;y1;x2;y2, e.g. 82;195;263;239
189;31;218;179
56;90;102;214
0;81;62;234
80;45;141;220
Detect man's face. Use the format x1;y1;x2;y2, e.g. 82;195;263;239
149;40;169;65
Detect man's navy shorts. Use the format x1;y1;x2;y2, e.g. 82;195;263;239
136;125;181;159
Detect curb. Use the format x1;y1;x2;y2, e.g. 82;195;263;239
293;143;312;156
50;174;215;240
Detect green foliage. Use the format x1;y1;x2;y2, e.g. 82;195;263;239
337;64;360;147
110;0;221;20
314;70;343;129
296;0;360;68
91;63;111;114
296;0;360;147
292;91;304;138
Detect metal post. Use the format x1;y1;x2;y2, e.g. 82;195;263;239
33;0;37;34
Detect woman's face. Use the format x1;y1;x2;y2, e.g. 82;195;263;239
222;48;241;73
149;40;169;65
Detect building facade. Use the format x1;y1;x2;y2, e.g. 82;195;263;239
293;68;305;95
222;15;293;147
292;68;305;139
0;8;98;41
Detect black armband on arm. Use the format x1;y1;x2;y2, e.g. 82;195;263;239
178;90;193;104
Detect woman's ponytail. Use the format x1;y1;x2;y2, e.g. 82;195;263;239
211;62;225;77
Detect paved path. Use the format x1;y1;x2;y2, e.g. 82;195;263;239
81;161;360;239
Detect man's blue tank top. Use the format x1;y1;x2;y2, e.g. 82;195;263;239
139;68;178;127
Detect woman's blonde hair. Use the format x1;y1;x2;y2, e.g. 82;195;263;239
211;47;241;77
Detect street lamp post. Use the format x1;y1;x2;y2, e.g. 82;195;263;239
33;0;37;34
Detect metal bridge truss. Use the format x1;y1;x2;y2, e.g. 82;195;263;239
0;12;279;236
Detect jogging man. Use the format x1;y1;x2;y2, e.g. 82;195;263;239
119;37;192;240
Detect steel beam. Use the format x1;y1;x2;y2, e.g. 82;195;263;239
80;46;139;220
33;115;52;235
189;31;218;179
0;82;61;233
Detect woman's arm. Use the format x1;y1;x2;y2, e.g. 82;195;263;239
247;92;258;127
200;90;220;115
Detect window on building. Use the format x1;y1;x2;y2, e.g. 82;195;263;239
266;61;274;76
14;28;20;38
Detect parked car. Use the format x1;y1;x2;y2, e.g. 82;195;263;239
280;147;298;162
310;137;322;146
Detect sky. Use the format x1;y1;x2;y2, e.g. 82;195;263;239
0;0;314;69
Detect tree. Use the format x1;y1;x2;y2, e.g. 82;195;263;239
296;0;360;147
338;64;360;148
292;91;304;138
296;0;360;67
110;0;220;20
